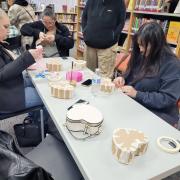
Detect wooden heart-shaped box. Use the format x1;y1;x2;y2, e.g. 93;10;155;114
66;104;103;138
112;128;148;164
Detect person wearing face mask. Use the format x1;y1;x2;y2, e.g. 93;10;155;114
20;5;74;58
114;22;180;128
0;8;44;113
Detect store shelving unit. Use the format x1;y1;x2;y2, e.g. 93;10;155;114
122;0;180;58
76;0;87;59
56;11;77;39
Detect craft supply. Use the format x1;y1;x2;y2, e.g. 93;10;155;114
100;78;115;93
66;71;83;82
112;128;148;164
157;136;180;153
73;60;86;70
46;59;61;72
46;72;62;82
65;104;103;140
50;83;74;99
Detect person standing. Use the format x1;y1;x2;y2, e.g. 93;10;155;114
82;0;126;78
8;0;35;50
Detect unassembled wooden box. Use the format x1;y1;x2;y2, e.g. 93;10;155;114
50;82;74;99
100;78;115;93
112;128;148;164
46;59;62;72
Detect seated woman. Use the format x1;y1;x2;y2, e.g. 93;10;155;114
20;5;74;57
114;22;180;127
0;8;43;114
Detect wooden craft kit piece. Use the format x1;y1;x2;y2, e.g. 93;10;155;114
50;82;74;99
100;78;115;93
46;59;62;72
112;128;148;164
66;104;103;139
73;60;86;70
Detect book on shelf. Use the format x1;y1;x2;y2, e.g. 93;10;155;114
56;14;76;23
127;0;134;11
134;0;170;12
132;17;168;33
167;21;180;45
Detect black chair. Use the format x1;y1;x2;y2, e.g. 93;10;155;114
0;105;45;140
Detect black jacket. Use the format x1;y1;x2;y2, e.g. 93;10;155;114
0;130;53;180
0;43;35;112
125;53;180;126
20;21;74;57
82;0;126;49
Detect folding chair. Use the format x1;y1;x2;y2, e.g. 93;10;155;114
26;134;83;180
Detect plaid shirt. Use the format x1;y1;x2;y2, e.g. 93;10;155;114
7;25;19;38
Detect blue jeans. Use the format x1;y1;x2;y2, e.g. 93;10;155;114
24;73;49;121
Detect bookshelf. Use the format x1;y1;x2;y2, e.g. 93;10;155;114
56;12;77;39
123;0;180;58
76;0;87;59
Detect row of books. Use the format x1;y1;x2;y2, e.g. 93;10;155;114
131;17;168;33
128;0;178;13
123;17;180;45
56;14;77;23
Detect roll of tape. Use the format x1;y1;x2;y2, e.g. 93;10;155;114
157;136;180;154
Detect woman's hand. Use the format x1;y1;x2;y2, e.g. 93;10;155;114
46;34;55;43
39;32;46;41
121;85;137;98
29;46;43;61
113;76;125;88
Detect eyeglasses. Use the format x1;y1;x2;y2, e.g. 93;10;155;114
42;20;55;26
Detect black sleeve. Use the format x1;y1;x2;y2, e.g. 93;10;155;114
114;0;126;38
81;0;90;31
20;21;43;40
135;61;180;109
0;51;35;82
55;24;74;49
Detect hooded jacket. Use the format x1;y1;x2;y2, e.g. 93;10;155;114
82;0;126;49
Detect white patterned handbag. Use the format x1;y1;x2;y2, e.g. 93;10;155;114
65;104;103;140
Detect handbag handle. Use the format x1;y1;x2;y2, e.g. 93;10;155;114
64;122;102;140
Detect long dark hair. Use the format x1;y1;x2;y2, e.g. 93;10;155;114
125;22;175;84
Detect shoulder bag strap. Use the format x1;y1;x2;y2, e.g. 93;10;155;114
23;7;35;22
